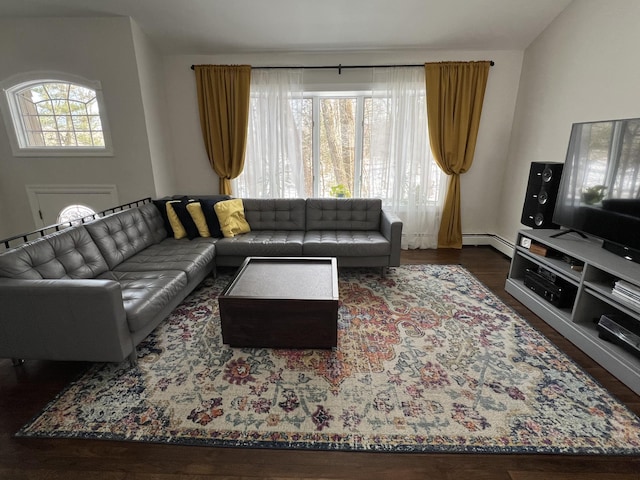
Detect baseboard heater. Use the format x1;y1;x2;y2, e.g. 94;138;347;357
462;234;515;257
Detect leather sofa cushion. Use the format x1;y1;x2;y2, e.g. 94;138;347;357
303;231;390;257
0;226;109;280
113;237;216;283
215;230;304;257
98;269;187;333
306;198;382;231
85;208;157;270
243;198;306;230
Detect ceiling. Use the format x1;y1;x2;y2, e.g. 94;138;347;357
0;0;573;55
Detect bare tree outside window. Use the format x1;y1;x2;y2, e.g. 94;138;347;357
318;98;356;197
17;82;105;148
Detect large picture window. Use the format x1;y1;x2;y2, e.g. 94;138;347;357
0;73;112;156
238;91;444;203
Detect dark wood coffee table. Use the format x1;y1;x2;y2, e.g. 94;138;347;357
218;257;339;348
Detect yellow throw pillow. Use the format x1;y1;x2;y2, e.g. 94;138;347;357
166;201;187;239
186;202;211;237
214;199;251;238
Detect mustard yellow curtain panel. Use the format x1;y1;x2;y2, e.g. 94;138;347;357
425;61;490;249
194;65;251;195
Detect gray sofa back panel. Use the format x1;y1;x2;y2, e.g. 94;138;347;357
139;203;167;244
0;226;109;280
242;198;306;231
306;198;382;231
181;195;229;201
85;208;156;270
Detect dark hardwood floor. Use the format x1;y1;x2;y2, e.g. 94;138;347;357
1;246;638;479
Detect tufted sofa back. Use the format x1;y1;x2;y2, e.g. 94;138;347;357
138;202;167;243
305;198;382;231
0;202;170;280
84;207;158;270
242;198;306;231
0;226;109;280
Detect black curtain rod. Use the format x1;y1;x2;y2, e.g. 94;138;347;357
190;61;494;74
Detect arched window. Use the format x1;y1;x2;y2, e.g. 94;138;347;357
57;204;98;225
0;73;112;156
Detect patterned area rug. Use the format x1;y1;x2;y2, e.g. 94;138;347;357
16;265;640;454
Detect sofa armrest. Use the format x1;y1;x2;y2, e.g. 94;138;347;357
0;278;133;363
381;210;403;267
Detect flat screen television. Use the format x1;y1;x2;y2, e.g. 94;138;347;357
552;117;640;264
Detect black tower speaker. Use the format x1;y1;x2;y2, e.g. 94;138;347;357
521;162;564;229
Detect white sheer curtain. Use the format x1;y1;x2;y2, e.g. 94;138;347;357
233;69;305;198
367;67;446;249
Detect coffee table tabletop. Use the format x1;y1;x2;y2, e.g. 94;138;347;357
222;257;338;299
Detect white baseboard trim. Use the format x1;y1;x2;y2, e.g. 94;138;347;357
462;234;515;258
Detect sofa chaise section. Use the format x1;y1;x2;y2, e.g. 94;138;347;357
0;225;137;363
0;202;216;365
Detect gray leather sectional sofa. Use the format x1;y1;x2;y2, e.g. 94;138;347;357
0;197;402;365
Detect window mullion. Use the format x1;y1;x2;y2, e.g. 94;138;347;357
353;96;365;198
312;96;320;197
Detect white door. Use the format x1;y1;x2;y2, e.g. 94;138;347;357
26;185;119;228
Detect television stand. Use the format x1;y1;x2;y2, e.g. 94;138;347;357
549;229;588;239
505;229;640;395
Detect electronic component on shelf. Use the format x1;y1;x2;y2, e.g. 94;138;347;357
560;254;584;271
597;313;640;359
523;268;577;308
536;265;557;283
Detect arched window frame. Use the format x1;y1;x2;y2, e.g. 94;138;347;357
0;72;113;157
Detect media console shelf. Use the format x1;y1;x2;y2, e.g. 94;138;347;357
505;229;640;395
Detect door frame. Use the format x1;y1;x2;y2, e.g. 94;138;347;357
25;184;119;228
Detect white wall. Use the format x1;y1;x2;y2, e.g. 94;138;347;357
495;0;640;245
0;17;160;238
131;20;176;198
163;49;524;236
